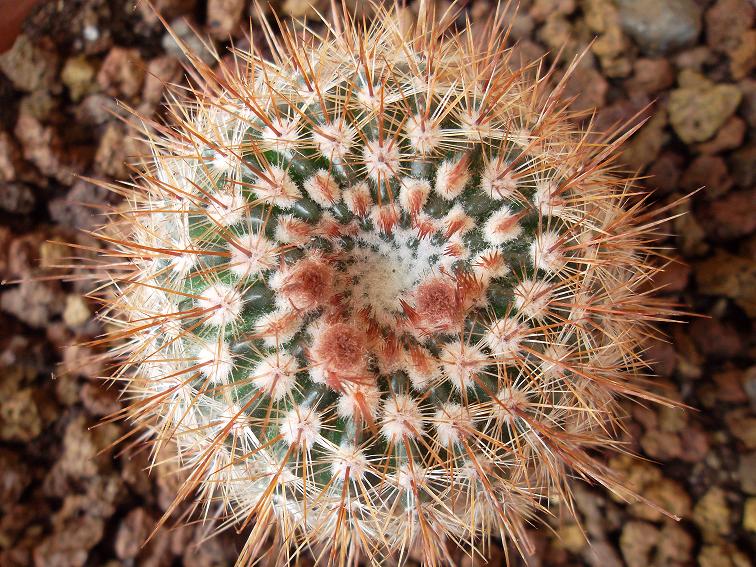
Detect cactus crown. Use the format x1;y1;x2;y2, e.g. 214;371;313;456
100;3;672;565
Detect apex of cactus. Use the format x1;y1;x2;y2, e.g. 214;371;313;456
96;3;676;564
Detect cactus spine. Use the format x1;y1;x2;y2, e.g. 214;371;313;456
98;4;674;565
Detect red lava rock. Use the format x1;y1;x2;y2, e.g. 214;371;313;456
120;450;153;498
698;188;756;241
690;317;743;358
562;65;609;114
672;198;710;257
33;516;105;567
0;388;43;442
531;0;576;22
74;93;120;126
674;45;716;72
0;226;12;276
653;257;691;293
669;80;742;145
0;449;31;507
712;369;749;403
679;425;711;463
658;522;694;565
739;452;756;494
1;280;64;328
14;113;71;183
695;116;746;154
729;28;755;79
137;0;198;25
595;96;650;137
94;122;146;179
681;154;732;198
207;0;245;38
0;130;22;182
647;152;683;193
48;179;109;231
96;47;146;99
627;57;675;94
80;382;121;416
621;108;668;169
738;78;756;128
60;343;103;380
645;337;678;377
705;0;754;55
140;55;181;110
619;520;659;567
725;409;756;449
115;507;154;560
0;183;35;214
695;251;756;317
584;540;623;567
632;403;659;431
729;143;756;188
0;34;58;92
641;428;683;461
509;39;547;71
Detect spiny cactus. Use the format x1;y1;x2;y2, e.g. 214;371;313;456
95;3;676;565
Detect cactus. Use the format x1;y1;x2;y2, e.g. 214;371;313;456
97;3;676;565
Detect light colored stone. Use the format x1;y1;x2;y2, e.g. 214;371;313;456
63;295;91;328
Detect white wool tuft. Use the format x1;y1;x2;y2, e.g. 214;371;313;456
483;206;523;245
210;149;237;174
249;352;299;400
274;214;313;245
337;384;382;420
398;177;431;215
206;188;246;226
197;283;243;327
434;402;473;446
280;405;322;448
363;139;401;182
254;308;303;348
330;444;369;481
381;395;424;441
304;170;341;207
196;340;234;384
434;157;470;200
406;114;442;155
532;179;565;218
404;346;441;390
440;341;487;391
342;182;373;217
480;157;518;200
530;231;565;273
483;317;524;358
261;117;299;154
513;278;553;320
313;119;356;160
540;345;571;379
395;461;426;491
460;109;495;140
229;233;277;278
442;204;474;236
255;166;302;207
492;386;529;423
344;227;447;326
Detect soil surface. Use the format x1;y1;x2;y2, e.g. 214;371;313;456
0;1;754;566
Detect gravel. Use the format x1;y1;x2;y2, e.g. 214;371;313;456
0;0;753;565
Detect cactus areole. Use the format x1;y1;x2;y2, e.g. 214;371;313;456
98;4;675;565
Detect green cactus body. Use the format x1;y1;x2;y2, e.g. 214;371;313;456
103;5;671;565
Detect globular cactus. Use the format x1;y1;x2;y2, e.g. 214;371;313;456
97;3;675;565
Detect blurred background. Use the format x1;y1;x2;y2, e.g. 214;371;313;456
0;0;753;565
